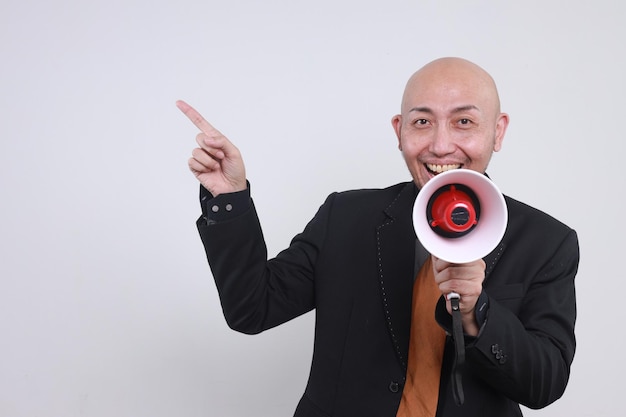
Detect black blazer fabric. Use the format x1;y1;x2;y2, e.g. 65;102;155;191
197;181;579;417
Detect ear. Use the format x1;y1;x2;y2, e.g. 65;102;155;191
391;114;403;150
493;112;509;152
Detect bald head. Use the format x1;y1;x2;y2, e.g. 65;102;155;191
392;57;509;188
401;57;502;117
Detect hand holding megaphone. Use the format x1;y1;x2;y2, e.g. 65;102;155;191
412;169;508;406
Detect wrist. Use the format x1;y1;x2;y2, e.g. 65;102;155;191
462;314;480;337
199;183;251;223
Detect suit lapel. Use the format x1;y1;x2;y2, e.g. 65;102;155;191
376;183;417;369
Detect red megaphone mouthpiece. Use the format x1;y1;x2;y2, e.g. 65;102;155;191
427;184;480;238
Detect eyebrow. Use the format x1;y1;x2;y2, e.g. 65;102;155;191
408;105;480;114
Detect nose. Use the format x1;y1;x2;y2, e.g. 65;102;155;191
429;126;456;156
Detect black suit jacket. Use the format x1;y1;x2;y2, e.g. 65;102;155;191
197;181;578;417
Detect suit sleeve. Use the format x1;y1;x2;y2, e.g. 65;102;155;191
196;192;335;334
436;228;579;409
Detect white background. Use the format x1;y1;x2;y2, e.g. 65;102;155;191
1;0;623;416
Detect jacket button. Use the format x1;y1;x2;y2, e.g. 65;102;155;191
491;344;507;364
389;381;401;393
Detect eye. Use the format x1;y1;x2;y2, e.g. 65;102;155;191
457;118;474;128
414;118;429;126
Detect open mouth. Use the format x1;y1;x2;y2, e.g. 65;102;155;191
426;163;462;175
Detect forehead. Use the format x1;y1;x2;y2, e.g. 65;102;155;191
408;104;481;117
402;65;497;115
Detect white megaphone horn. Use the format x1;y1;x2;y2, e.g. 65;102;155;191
412;169;508;264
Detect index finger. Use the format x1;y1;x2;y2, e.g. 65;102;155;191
176;100;221;136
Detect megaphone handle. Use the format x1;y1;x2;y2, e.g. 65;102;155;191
448;293;465;406
447;292;461;300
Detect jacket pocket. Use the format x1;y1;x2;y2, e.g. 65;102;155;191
486;283;524;313
487;283;523;300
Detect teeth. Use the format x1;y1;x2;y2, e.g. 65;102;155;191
427;163;461;173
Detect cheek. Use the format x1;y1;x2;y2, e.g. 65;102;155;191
400;144;421;166
399;141;420;166
400;136;425;156
464;142;497;166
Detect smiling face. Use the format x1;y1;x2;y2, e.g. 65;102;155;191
392;57;509;189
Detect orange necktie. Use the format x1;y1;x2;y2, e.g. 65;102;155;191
396;256;446;417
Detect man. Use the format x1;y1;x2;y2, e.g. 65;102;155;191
177;57;579;416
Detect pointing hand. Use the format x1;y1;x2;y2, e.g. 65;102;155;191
177;100;247;196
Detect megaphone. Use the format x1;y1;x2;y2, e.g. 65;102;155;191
412;169;508;264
